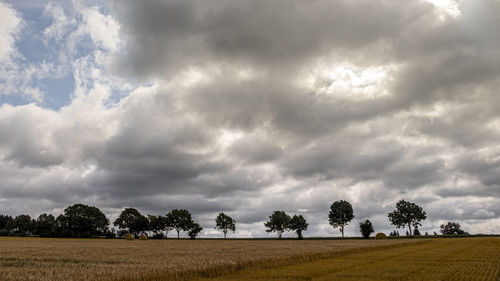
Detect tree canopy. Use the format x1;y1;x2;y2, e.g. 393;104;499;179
59;204;109;237
289;214;308;239
440;222;467;235
388;200;427;235
264;210;291;239
328;200;354;238
215;212;236;239
359;219;374;239
113;208;148;235
167;209;193;239
187;221;203;240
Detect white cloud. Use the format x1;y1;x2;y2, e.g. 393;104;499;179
0;2;21;64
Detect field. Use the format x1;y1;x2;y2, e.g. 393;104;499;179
0;237;498;281
197;237;500;281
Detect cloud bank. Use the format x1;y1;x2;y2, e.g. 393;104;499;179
0;0;499;237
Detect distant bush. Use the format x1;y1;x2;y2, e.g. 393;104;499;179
375;233;387;239
125;234;135;240
139;234;148;240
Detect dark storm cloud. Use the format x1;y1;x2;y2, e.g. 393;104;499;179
110;0;431;78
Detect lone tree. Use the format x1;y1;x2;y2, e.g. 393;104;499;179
187;221;203;240
289;215;308;240
440;222;467;235
359;219;374;239
264;210;291;239
328;200;354;238
215;212;236;239
113;208;149;235
167;209;193;239
388;200;426;236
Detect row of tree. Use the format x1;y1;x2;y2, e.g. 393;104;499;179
0;200;468;239
263;199;466;238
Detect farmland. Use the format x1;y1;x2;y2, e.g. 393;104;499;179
0;237;418;281
197;237;500;281
0;237;498;281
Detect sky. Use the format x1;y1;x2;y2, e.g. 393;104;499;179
0;0;499;238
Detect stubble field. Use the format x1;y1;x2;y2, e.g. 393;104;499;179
0;237;497;281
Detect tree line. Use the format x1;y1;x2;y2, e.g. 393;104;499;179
0;199;468;239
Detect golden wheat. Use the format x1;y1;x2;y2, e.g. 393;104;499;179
197;237;499;281
0;237;418;281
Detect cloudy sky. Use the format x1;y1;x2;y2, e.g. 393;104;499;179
0;0;499;237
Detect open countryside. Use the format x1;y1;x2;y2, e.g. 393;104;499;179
0;237;498;281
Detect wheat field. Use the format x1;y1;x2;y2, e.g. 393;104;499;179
1;237;497;281
0;237;419;281
197;237;500;281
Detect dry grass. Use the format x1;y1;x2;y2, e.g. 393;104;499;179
197;237;500;281
0;237;419;281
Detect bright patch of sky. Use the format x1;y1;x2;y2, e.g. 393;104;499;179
0;0;129;109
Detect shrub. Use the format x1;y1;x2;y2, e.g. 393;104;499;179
375;232;387;239
139;234;148;240
125;234;135;240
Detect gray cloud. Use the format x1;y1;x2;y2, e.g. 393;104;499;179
1;0;500;236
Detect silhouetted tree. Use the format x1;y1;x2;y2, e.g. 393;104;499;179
0;215;13;235
148;215;168;238
359;219;374;239
8;214;33;235
215;212;236;239
60;204;109;237
289;214;308;239
388;200;426;236
328;200;354;238
35;213;55;236
114;208;148;236
167;209;193;239
187;221;203;240
264;210;291;239
440;222;467;235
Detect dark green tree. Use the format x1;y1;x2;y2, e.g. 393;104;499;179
215;212;236;239
289;214;308;240
113;208;148;235
167;209;193;239
148;215;167;237
8;214;33;234
61;204;109;237
0;215;13;230
35;213;55;236
359;219;374;239
187;221;203;240
328;200;354;238
440;222;467;235
264;210;291;239
388;200;426;236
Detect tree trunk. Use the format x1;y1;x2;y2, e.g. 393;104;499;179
177;230;180;239
408;224;412;236
341;226;344;238
224;230;227;239
278;231;282;239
